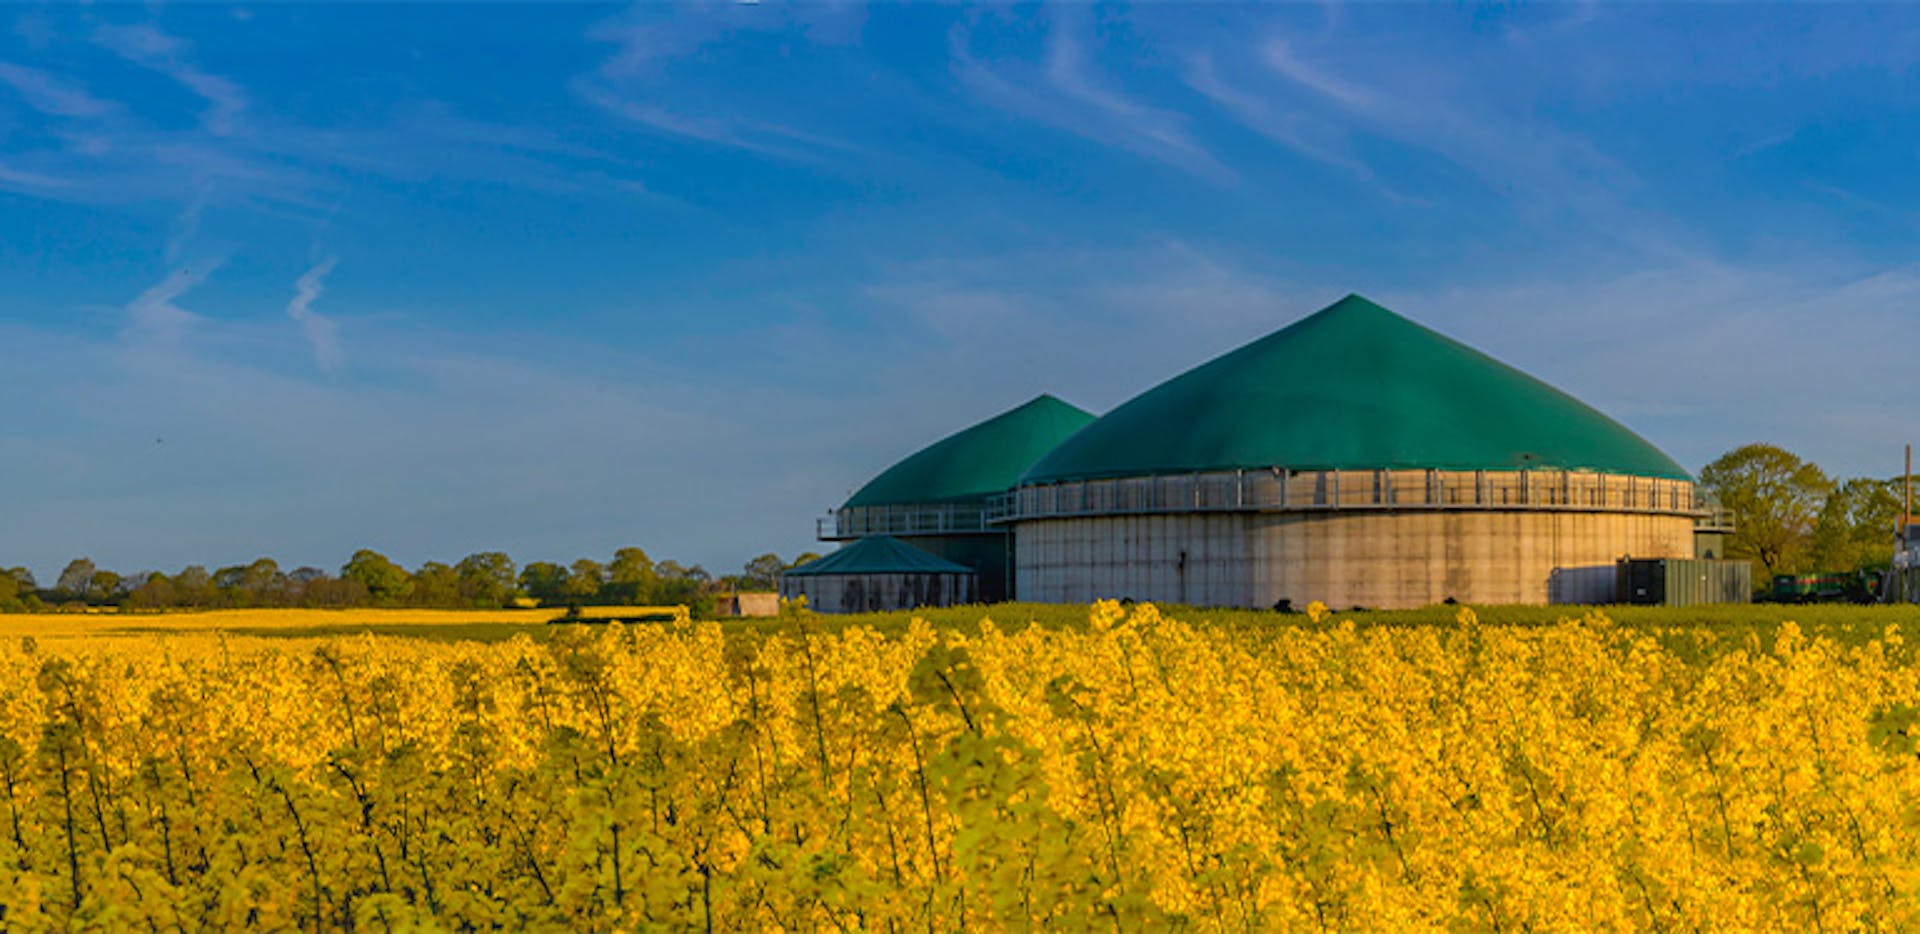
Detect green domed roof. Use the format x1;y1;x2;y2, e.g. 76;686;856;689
1020;295;1688;485
845;394;1096;508
784;536;975;577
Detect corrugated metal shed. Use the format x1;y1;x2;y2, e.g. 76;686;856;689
845;395;1094;508
1020;294;1690;485
1616;558;1752;606
783;536;976;577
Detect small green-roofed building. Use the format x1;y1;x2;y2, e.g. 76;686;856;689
784;535;975;577
821;394;1094;602
780;536;979;613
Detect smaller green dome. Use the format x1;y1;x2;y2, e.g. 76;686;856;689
845;395;1095;508
1020;295;1689;485
784;536;976;577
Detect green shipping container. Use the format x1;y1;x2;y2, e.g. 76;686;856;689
1616;558;1752;606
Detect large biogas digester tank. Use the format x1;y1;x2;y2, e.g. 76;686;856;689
814;394;1095;604
1004;295;1705;609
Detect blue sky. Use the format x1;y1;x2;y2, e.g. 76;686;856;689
4;3;1919;581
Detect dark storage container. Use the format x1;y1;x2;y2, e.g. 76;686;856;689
1616;558;1752;606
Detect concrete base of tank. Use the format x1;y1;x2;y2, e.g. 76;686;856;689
1011;510;1697;609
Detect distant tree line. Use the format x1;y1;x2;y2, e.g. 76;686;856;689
0;547;821;616
1700;443;1912;579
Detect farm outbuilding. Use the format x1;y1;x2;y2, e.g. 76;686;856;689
780;536;979;613
999;295;1715;609
816;394;1093;603
712;593;780;617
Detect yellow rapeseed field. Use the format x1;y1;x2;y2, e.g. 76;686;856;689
0;606;684;647
0;601;1912;929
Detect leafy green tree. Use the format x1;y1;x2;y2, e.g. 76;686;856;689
1700;444;1834;578
653;560;714;616
412;561;460;606
0;568;33;612
128;574;179;610
606;547;657;603
655;560;708;585
86;570;123;605
247;558;287;596
1810;478;1903;573
55;559;96;602
655;575;714;617
173;566;215;607
564;559;605;602
787;552;822;570
455;552;517;607
343;550;414;603
301;575;369;608
518;561;570;605
741;554;785;591
0;569;40;612
231;558;290;606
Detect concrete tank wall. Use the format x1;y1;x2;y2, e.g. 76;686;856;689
1012;510;1697;609
779;572;978;614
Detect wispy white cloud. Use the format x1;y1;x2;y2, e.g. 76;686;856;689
585;9;717;80
1183;53;1390;191
1250;36;1552;194
952;22;1233;184
0;161;71;190
164;185;213;266
1049;31;1233;183
286;259;342;371
93;23;247;135
0;61;118;118
575;7;861;161
0;14;765;216
1261;39;1373;110
1214;29;1689;255
0;134;314;208
124;263;219;345
1497;0;1602;45
573;82;774;154
0;96;624;215
585;4;865;77
0;41;302;208
857;242;1316;409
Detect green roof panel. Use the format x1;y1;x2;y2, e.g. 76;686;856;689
783;536;977;577
845;394;1095;508
1021;295;1689;485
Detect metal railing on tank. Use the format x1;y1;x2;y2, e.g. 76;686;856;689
1694;505;1736;532
991;468;1712;523
817;502;997;540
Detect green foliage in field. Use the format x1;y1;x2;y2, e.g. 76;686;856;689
801;600;1920;658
